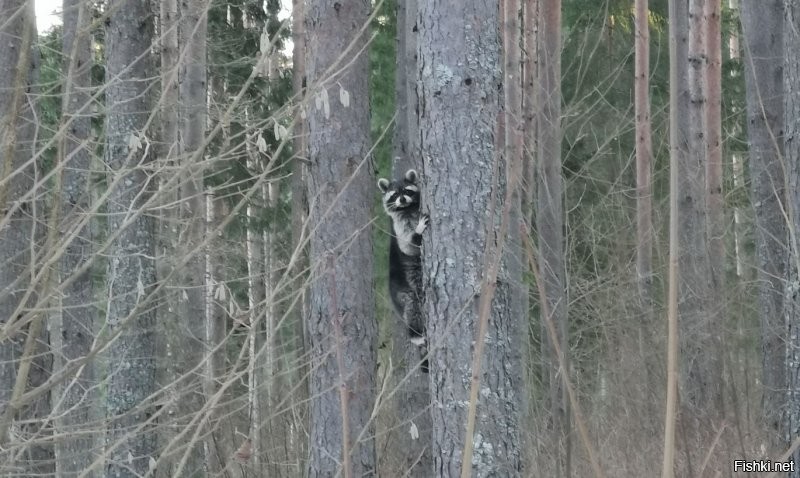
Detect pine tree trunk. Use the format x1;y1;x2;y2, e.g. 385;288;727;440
103;1;157;475
52;0;97;474
156;0;180;472
417;0;525;475
289;0;309;471
741;0;787;444
305;0;377;475
635;0;654;333
522;0;537;215
0;1;52;474
678;0;721;418
537;0;569;473
177;0;208;472
705;0;725;418
783;0;800;470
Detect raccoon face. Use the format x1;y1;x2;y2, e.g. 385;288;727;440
378;169;420;214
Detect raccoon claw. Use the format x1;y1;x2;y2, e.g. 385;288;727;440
415;214;429;235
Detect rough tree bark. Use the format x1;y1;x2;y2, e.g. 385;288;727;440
52;0;96;474
176;0;208;472
417;0;525;475
0;0;51;474
305;0;377;475
537;0;569;473
103;1;157;476
784;0;800;470
741;0;787;442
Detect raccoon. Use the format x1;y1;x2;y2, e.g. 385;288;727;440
378;169;429;349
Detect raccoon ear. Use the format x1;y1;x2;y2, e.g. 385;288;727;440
377;178;390;193
404;169;418;183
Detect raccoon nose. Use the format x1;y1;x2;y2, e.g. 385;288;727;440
399;197;407;205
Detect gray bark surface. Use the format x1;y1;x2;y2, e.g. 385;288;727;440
741;0;787;441
417;0;525;475
784;0;800;469
176;0;208;472
289;0;309;470
103;1;157;476
52;0;97;474
681;0;720;413
0;1;52;474
305;0;377;475
538;0;568;470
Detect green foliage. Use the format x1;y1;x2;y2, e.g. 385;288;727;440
36;27;64;173
206;0;294;315
370;0;397;176
369;0;397;342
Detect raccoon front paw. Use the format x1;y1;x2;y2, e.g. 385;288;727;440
415;214;429;235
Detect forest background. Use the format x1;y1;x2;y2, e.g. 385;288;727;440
1;0;797;477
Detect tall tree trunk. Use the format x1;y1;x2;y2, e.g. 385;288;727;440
204;191;228;474
103;1;157;475
387;0;432;474
681;0;719;415
537;0;569;473
177;0;208;473
289;0;309;471
305;0;377;475
522;0;537;215
417;0;525;475
156;0;180;472
705;0;725;418
784;0;800;470
635;0;654;333
0;0;51;474
741;0;786;443
52;0;96;475
663;2;684;475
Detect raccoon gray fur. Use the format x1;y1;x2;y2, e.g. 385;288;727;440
378;169;429;352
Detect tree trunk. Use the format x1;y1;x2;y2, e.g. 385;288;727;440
522;0;537;215
417;0;525;475
156;0;180;472
663;1;685;475
537;0;569;473
52;0;97;475
387;0;433;474
741;0;786;443
103;1;157;475
176;0;208;473
0;1;51;474
705;0;725;419
290;0;309;471
784;0;800;470
679;0;717;415
635;0;654;331
305;0;377;475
